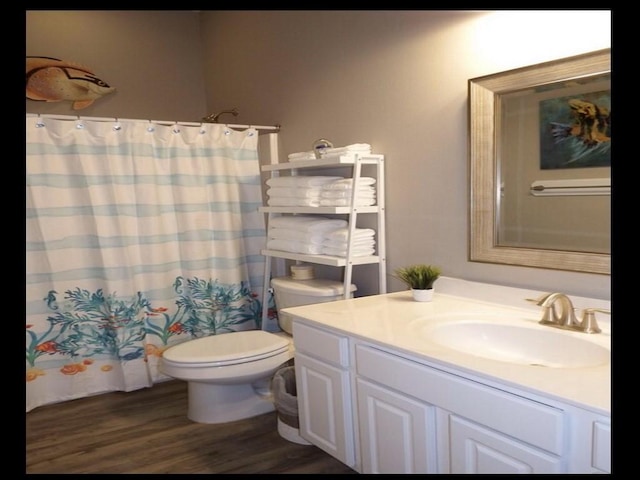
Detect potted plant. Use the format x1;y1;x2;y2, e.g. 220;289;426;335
394;264;442;302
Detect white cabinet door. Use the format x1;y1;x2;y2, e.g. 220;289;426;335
356;378;437;474
448;414;564;474
295;352;356;468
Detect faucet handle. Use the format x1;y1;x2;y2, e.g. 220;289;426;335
526;294;557;325
579;308;610;334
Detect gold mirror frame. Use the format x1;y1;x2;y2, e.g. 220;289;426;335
469;49;610;275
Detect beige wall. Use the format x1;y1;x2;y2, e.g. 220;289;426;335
26;10;207;121
26;10;612;300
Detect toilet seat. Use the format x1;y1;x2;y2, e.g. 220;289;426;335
162;330;290;367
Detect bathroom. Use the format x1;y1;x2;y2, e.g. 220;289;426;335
26;10;612;474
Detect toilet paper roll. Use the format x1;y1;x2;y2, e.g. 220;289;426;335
290;265;315;280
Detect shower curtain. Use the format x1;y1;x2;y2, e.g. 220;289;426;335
26;115;272;412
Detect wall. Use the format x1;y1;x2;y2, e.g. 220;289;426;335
26;10;207;121
26;10;612;300
199;10;612;300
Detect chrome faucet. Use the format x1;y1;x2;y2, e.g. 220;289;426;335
527;293;609;334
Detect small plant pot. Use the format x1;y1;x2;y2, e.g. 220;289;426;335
411;288;434;302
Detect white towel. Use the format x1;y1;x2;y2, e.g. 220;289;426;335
319;198;376;206
323;227;375;242
321;144;372;157
323;238;376;249
322;177;376;189
321;245;376;257
268;228;325;244
287;151;316;160
269;216;348;232
266;176;343;188
267;239;324;255
267;197;322;207
320;189;375;199
267;187;323;198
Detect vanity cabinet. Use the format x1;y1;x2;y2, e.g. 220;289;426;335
292;322;357;468
292;320;611;474
356;377;437;473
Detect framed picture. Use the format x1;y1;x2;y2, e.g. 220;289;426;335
539;86;611;169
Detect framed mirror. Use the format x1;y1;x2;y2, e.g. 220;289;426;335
469;49;610;275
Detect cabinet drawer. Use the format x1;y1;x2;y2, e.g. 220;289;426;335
293;321;350;367
355;344;565;455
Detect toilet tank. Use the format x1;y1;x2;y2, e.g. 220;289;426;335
271;277;357;334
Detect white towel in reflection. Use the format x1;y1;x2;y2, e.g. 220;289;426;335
269;216;348;232
266;176;343;188
267;239;324;254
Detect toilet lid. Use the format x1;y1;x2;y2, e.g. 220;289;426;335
162;330;290;366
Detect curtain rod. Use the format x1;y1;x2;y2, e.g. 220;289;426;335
27;113;281;134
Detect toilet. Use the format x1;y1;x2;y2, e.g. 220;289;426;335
160;275;356;424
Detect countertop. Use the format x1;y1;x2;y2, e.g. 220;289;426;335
281;278;611;416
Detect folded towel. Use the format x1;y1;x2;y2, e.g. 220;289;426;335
268;228;325;244
322;177;376;189
287;151;316;160
269;215;348;232
266;176;344;188
321;144;372;157
322;238;376;249
267;197;322;207
321;245;376;257
319;198;376;206
323;227;376;242
320;189;375;199
267;239;324;255
267;187;323;198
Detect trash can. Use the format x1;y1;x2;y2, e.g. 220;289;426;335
272;366;311;445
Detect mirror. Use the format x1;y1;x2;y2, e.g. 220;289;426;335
469;49;610;275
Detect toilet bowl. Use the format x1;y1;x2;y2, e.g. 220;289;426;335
160;275;355;424
161;330;293;424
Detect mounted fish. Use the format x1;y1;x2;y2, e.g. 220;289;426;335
26;56;116;110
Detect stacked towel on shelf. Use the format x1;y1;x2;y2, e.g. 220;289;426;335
266;187;323;198
268;197;322;207
266;239;324;254
321;143;372;157
269;215;348;232
266;216;349;255
320;227;376;257
321;177;376;189
287;151;317;161
266;176;344;188
266;176;344;206
319;177;376;207
266;176;377;207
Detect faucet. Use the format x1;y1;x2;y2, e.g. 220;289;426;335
527;292;609;334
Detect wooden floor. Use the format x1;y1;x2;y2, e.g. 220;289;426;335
25;380;358;474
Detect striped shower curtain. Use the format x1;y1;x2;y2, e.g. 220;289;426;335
26;115;270;412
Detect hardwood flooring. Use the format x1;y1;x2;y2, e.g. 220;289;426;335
25;380;358;474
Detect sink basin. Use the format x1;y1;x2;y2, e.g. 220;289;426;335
427;322;610;368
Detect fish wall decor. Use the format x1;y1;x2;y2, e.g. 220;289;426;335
26;56;116;110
